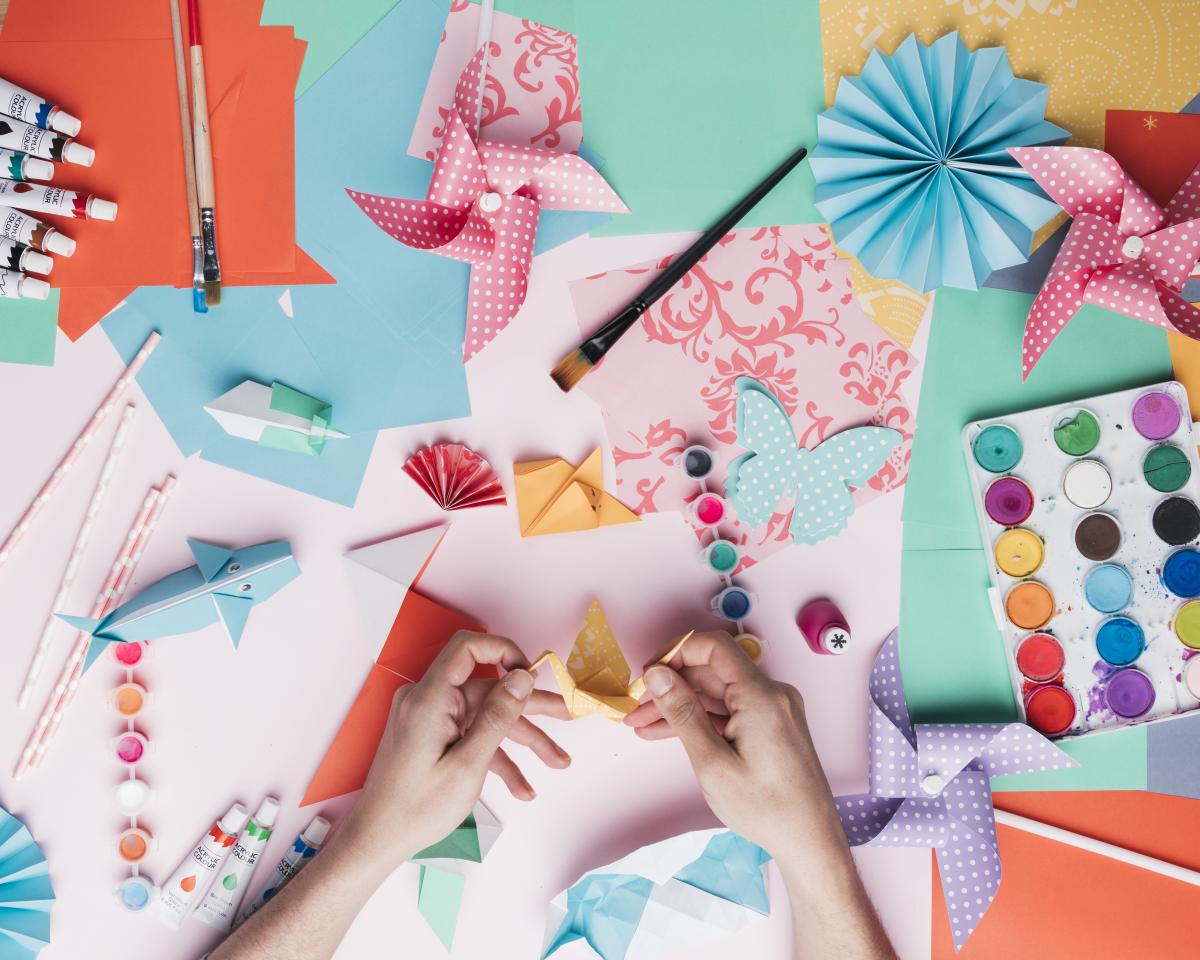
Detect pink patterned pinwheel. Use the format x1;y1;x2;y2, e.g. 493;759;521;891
347;46;627;361
1011;147;1200;379
836;631;1076;950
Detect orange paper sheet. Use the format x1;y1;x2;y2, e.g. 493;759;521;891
301;589;494;807
514;448;639;537
933;791;1200;958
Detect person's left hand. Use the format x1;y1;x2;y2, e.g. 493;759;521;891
337;631;571;872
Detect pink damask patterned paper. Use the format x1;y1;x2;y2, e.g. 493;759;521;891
408;0;583;162
571;225;917;568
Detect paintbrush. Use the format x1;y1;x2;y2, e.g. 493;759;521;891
550;143;809;393
187;0;221;306
168;0;206;313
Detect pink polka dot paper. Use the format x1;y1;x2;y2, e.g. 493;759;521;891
346;45;627;362
1008;147;1200;380
835;630;1077;951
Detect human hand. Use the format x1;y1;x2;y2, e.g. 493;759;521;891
623;631;848;871
338;631;571;873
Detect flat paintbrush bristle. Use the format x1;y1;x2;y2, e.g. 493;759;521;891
550;348;593;393
204;281;221;307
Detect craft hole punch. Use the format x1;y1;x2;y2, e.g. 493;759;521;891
797;599;851;655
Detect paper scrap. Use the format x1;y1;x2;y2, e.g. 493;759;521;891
514;448;638;537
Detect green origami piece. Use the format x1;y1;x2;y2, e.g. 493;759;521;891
417;866;467;950
410;804;500;949
203;380;348;457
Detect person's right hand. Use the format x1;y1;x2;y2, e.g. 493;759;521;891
623;631;849;870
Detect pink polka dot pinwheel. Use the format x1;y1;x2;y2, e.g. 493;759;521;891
346;45;627;362
1011;147;1200;380
835;631;1076;951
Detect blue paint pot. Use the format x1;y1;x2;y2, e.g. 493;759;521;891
1094;616;1144;667
1083;563;1132;614
712;586;754;621
1163;549;1200;598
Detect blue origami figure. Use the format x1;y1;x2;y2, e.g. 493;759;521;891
59;539;301;670
542;830;771;960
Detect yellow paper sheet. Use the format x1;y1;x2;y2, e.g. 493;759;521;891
513;448;639;537
530;600;692;721
820;0;1200;149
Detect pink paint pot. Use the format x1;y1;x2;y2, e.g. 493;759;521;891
691;493;727;527
113;642;144;667
113;731;149;766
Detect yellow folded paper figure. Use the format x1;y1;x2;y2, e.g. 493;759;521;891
514;448;639;537
530;600;693;721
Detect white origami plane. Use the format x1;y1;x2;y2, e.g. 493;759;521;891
204;380;348;455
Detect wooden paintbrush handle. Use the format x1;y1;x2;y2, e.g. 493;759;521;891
189;44;215;208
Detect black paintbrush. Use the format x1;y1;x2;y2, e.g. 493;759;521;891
550;143;809;392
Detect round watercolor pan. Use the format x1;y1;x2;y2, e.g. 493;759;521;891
1015;633;1064;682
972;424;1022;473
1105;668;1156;719
993;528;1044;578
984;476;1034;526
1143;443;1191;493
1131;389;1182;441
1163;549;1200;598
1005;581;1055;631
1094;616;1144;667
1185;657;1200;700
1175;600;1200;650
1024;684;1076;737
1062;459;1112;509
1153;496;1200;546
1051;408;1100;457
1083;563;1133;614
1073;513;1121;561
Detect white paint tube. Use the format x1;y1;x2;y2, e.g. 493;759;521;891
194;797;280;931
0;114;92;166
156;803;249;931
0;76;81;136
0;207;74;256
0;267;48;299
0;148;52;182
0;179;116;220
234;815;330;928
0;238;52;276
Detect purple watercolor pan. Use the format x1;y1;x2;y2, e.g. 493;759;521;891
984;477;1034;526
1131;390;1182;441
1105;668;1156;719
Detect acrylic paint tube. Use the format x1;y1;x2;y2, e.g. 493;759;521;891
0;238;52;276
0;207;74;256
157;802;249;931
194;796;280;931
0;180;116;221
0;148;52;183
0;76;81;136
0;114;92;166
234;815;330;928
0;267;49;299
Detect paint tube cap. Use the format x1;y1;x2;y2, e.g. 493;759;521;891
22;250;53;276
88;198;118;221
23;158;54;182
254;796;281;828
219;802;250;836
62;141;94;167
43;231;75;257
301;816;331;847
49;110;82;138
19;276;49;300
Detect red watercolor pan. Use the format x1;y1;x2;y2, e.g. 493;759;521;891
1015;633;1065;682
1024;684;1076;737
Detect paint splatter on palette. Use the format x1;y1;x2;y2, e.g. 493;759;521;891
962;382;1200;740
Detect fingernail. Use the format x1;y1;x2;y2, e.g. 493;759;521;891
503;669;534;700
645;666;674;697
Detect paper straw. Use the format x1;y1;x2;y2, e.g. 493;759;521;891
0;332;160;570
14;475;176;779
17;403;138;709
995;809;1200;886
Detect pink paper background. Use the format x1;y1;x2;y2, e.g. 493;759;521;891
0;230;931;959
572;225;916;567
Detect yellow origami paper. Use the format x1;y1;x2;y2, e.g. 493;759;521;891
514;448;639;537
530;601;692;721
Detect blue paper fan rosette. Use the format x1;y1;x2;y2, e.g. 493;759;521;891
0;808;53;960
811;31;1069;292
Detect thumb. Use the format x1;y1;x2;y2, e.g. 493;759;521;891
453;669;534;768
644;665;729;769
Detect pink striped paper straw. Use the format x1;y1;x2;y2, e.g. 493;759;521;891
14;474;176;779
0;331;160;570
17;403;139;709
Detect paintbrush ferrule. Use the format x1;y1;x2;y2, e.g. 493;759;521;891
199;207;220;284
581;299;649;363
191;237;207;313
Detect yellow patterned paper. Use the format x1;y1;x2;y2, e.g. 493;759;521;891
836;246;932;348
820;0;1200;149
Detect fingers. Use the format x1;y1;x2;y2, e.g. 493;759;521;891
421;631;530;689
526;689;572;721
488;747;535;801
624;688;727;728
449;668;536;769
507;716;571;769
642;664;733;769
633;713;729;741
666;630;769;688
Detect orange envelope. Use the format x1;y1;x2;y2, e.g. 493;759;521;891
514;448;639;537
301;589;494;807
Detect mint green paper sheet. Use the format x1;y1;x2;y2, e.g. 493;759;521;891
413;813;482;864
261;0;402;97
901;287;1171;790
417;866;466;950
0;292;57;366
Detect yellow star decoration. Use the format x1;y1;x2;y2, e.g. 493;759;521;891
1144;115;1158;131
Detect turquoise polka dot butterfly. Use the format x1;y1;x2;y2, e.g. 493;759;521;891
725;378;903;545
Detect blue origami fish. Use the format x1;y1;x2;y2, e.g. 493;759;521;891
59;539;300;670
725;377;902;545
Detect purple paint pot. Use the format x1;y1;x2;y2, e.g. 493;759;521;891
1104;668;1156;719
984;477;1034;526
1131;390;1182;440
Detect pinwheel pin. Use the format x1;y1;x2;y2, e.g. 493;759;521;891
1011;147;1200;379
347;45;627;361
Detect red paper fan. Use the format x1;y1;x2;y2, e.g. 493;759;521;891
403;443;507;510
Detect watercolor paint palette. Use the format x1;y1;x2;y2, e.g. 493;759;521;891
962;381;1200;740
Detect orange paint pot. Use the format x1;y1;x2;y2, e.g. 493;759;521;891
112;682;147;718
1005;581;1056;631
117;826;152;864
